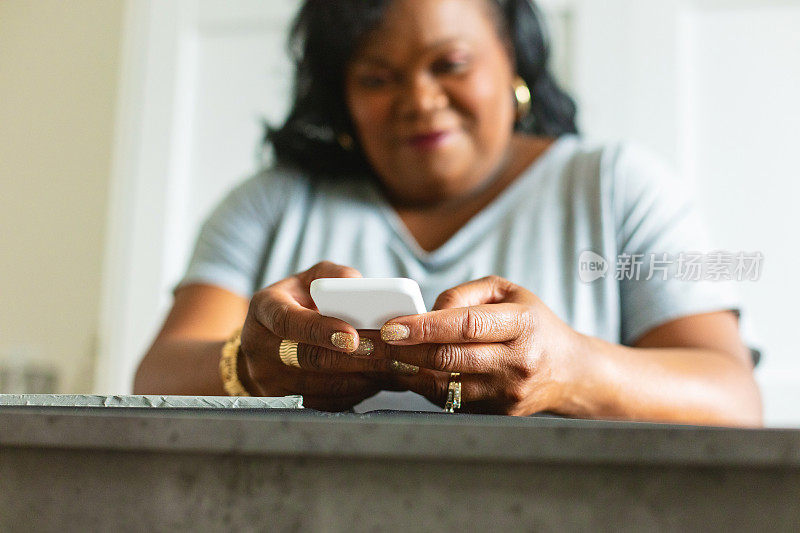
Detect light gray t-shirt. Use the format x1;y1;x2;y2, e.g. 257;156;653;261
176;134;741;412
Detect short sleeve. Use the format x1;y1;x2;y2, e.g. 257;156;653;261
173;168;299;298
610;142;742;346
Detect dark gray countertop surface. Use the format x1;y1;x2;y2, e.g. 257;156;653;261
2;395;799;467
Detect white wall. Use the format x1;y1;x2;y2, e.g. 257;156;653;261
686;5;800;426
0;0;125;392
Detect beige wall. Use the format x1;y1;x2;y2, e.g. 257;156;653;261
0;0;125;392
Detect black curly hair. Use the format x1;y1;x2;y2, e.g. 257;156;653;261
266;0;578;177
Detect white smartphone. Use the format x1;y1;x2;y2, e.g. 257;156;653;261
309;277;427;330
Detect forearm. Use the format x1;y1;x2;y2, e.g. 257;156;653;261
133;338;228;396
555;335;763;427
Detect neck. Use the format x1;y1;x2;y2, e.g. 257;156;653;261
387;136;524;215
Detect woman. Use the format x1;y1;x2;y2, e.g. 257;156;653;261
134;0;762;425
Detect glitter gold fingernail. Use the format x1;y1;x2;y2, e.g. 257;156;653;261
353;338;374;356
381;323;410;341
390;360;419;375
331;332;356;352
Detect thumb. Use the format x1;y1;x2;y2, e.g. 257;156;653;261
274;261;363;310
297;261;363;290
432;275;515;310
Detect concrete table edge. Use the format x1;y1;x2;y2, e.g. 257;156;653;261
1;408;799;468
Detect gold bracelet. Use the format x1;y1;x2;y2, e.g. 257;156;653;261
219;327;251;397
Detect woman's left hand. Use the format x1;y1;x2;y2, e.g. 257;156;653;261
380;276;585;415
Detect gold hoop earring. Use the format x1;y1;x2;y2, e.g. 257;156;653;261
337;132;354;151
513;76;531;121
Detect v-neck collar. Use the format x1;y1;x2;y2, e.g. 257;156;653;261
365;134;577;267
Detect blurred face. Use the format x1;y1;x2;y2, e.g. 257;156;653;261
345;0;516;208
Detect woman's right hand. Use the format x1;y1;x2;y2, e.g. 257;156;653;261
238;261;396;411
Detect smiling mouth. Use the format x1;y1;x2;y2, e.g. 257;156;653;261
406;131;453;150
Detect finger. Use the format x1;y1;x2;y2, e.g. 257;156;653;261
380;303;531;345
389;369;532;415
390;368;487;409
294;342;397;374
379;342;500;374
295;260;362;285
255;261;365;351
240;323;390;401
252;287;363;353
352;330;397;358
432;275;517;310
269;260;363;309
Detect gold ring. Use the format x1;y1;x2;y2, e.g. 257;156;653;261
279;339;301;368
444;372;462;413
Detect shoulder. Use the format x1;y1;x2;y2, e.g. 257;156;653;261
547;136;690;206
602;140;696;225
231;164;311;205
545;135;675;180
525;134;612;190
528;134;612;199
210;164;312;224
602;140;685;193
